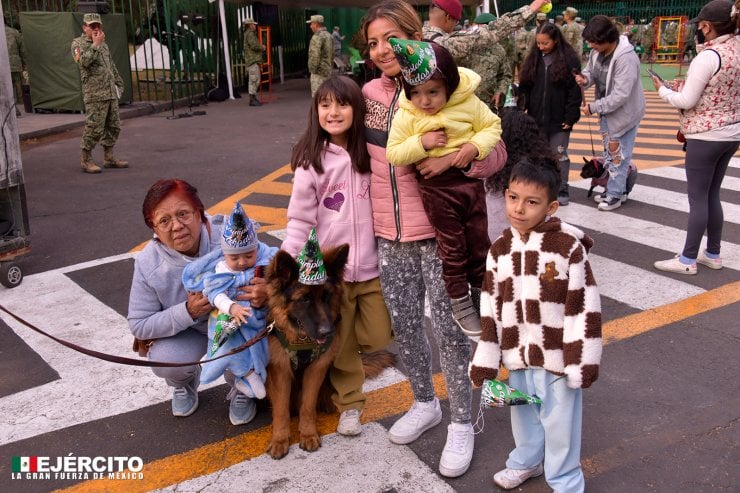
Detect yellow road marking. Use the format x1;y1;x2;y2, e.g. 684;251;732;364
56;282;739;493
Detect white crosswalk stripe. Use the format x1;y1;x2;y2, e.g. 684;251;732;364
640;166;740;192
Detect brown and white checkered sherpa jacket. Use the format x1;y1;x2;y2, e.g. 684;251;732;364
469;217;602;389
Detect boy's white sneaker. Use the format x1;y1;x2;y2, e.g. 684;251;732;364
493;463;544;490
388;397;442;444
337;409;362;436
438;422;475;478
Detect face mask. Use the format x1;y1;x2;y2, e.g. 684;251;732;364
695;25;706;44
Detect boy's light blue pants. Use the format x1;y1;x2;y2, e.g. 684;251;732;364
506;369;585;493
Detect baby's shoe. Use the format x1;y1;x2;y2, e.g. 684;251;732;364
451;294;481;337
245;371;267;399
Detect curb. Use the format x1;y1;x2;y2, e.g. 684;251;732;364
19;96;207;142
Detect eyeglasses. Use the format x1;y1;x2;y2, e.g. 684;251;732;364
153;210;197;231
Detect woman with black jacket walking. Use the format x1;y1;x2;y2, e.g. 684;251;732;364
518;22;582;205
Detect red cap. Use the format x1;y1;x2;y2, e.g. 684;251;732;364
433;0;463;21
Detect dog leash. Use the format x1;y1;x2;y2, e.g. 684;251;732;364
0;303;271;368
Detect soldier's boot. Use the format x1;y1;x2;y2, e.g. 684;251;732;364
249;95;261;107
80;149;102;174
103;146;129;168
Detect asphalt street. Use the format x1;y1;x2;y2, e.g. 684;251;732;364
0;78;738;493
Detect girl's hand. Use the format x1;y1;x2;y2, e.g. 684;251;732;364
236;277;268;309
421;129;447;151
229;304;253;325
416;154;453;178
574;73;587;86
186;292;212;319
450;143;479;168
561;123;572;130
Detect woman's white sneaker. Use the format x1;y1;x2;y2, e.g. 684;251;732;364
388;397;442;444
654;255;697;275
438;422;475;478
697;250;722;270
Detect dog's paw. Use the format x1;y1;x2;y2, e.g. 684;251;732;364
299;433;322;452
267;439;290;460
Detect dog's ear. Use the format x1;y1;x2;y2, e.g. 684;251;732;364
322;243;350;282
583;156;591;164
267;250;299;290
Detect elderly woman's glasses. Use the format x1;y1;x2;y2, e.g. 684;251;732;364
154;210;196;231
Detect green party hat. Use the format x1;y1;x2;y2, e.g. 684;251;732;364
389;38;437;86
297;228;326;285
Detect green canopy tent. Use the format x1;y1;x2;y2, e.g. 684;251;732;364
19;12;132;112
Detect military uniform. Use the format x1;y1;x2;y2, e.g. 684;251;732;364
71;13;127;173
423;5;538;65
307;24;333;97
467;39;512;110
561;22;584;57
242;19;264;105
641;21;655;62
4;25;26;116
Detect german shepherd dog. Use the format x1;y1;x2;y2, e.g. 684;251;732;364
264;244;394;459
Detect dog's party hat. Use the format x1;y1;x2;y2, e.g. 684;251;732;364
389;38;437;86
297;228;326;285
221;202;258;254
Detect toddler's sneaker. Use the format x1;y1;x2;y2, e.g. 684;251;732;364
597;196;622;211
388;397;442;444
451;294;481;336
493;463;544;490
337;409;362;436
654;255;697;275
439;422;475;478
697;250;722;270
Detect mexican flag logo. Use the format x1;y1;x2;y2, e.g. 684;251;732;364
12;456;37;472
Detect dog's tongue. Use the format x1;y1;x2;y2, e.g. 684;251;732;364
316;337;326;345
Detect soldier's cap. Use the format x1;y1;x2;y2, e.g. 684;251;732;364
536;12;547;21
306;14;324;24
83;13;102;26
432;0;463;21
555;14;564;21
690;0;732;24
242;18;257;26
563;7;578;17
474;13;496;24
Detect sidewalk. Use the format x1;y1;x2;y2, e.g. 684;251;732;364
15;97;201;142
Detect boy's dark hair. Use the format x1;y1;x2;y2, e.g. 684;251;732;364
519;22;581;84
290;76;369;174
486;108;555;193
582;15;620;44
402;42;460;101
508;156;561;203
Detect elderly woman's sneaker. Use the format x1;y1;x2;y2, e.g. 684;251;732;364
172;386;198;417
228;388;256;425
654;256;697;275
697;250;722;270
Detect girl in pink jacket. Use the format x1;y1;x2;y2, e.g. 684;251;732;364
281;76;392;437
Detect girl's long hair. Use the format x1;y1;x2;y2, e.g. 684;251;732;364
519;22;580;85
290;76;370;174
486;107;556;192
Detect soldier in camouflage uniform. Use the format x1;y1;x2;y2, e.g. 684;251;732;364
4;19;26;117
306;14;333;97
469;13;513;111
641;19;655;62
423;0;549;74
242;18;265;106
560;7;584;58
71;13;127;174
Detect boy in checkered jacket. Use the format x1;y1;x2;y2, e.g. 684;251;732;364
469;156;602;492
